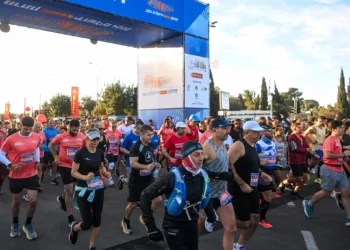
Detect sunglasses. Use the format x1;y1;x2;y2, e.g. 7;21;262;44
91;138;100;141
98;128;104;130
112;126;117;128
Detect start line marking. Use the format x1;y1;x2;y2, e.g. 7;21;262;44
301;231;319;250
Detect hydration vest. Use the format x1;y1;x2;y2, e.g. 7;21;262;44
165;167;210;218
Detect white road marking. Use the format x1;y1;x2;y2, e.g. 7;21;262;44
301;231;319;250
287;201;295;206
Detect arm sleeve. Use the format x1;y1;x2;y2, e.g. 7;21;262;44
140;173;172;229
35;148;40;162
0;150;11;166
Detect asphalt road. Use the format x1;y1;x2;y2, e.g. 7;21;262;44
0;170;349;250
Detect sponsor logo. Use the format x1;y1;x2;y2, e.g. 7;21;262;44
148;0;174;13
14;142;24;146
4;0;41;11
187;85;191;91
195;86;198;91
144;75;171;88
159;90;168;95
191;73;203;79
42;8;74;18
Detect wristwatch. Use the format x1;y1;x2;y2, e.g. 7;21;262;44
7;163;12;169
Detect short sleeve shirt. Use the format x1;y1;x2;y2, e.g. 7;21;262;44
51;132;86;168
163;135;189;166
129;140;154;183
1;132;40;179
323;136;343;172
187;124;199;141
105;129;123;155
121;132;140;167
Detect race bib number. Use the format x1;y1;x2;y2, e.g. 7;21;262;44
21;152;35;165
86;176;104;190
67;148;79;159
250;173;259;187
110;138;118;144
219;190;232;206
175;150;183;160
140;170;151;176
110;145;117;150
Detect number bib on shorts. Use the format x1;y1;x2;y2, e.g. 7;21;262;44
67;148;79;159
219;190;232;206
250;173;259;187
21;152;35;165
86;176;104;190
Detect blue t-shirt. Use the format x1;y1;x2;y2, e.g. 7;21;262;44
151;134;160;151
121;132;140;167
42;127;59;152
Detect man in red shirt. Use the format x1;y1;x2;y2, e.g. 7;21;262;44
186;114;200;141
280;122;313;199
199;116;214;144
303;120;350;226
162;122;189;168
0;117;41;240
50;119;86;226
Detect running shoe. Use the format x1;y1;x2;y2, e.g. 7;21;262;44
57;196;67;211
314;178;322;184
68;221;79;244
22;193;29;202
302;200;313;218
233;243;246;250
290;191;304;200
10;223;21;238
22;224;38;240
89;247;97;250
121;219;132;235
346;219;350;227
274;193;281;199
205;218;215;233
108;177;115;187
118;175;124;190
331;192;344;210
51;179;59;185
259;220;273;229
278;182;286;193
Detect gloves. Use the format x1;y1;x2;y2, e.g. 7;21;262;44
147;226;164;242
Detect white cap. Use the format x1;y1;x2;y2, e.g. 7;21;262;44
243;121;265;132
176;122;187;128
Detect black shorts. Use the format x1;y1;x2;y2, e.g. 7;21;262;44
106;153;118;163
127;180;153;202
291;164;308;177
59;167;77;185
9;175;40;194
232;191;260;222
42;152;54;164
258;168;276;192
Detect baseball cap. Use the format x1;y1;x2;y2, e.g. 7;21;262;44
243;121;265;132
176;122;187;128
211;119;231;128
87;130;101;140
189;114;200;122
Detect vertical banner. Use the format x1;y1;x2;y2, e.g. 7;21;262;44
71;87;79;118
4;103;10;120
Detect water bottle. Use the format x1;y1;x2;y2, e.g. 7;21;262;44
153;164;159;178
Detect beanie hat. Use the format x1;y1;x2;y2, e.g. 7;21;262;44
182;140;203;158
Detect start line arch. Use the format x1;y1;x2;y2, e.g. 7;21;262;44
0;0;210;126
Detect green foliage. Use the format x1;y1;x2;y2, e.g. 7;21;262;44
336;68;349;117
229;96;245;111
259;77;268;110
254;95;260;110
272;82;282;105
209;69;220;116
92;103;107;117
41;94;70;117
303;100;319;111
243;90;255;110
81;96;97;116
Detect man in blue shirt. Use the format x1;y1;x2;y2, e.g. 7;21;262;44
118;120;144;190
150;126;160;161
42;119;60;185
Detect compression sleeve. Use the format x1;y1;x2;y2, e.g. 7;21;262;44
35;148;40;162
0;150;11;166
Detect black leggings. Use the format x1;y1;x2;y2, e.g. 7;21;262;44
164;222;198;250
76;189;104;230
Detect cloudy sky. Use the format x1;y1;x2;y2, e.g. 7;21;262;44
0;0;349;113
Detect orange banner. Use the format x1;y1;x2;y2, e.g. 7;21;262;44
71;87;79;118
4;103;10;120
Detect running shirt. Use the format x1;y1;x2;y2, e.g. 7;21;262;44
151;133;160;157
323;136;343;172
129;140;154;183
37;131;46;159
121;132;140;167
105;129;122;155
311;126;326;151
199;130;212;145
0;130;5;148
158;125;174;146
118;124;134;137
1;132;40;179
187;124;199;141
51;132;86;168
42;127;59;152
163;135;189;167
256;137;277;170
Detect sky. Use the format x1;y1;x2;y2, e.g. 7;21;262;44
1;0;350;113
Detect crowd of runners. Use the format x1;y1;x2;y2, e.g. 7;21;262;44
0;113;349;250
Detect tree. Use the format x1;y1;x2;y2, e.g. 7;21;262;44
81;96;97;116
302;100;319;111
272;82;282;105
41;94;71;117
243;90;255;110
229;96;244;111
336;68;349;117
254;95;260;110
259;77;268;110
41;101;51;117
237;94;245;109
92;103;107;117
209;69;220;116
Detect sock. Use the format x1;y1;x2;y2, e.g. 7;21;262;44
124;217;130;223
25;217;32;225
68;215;75;223
260;199;270;221
89;244;96;249
13;216;19;224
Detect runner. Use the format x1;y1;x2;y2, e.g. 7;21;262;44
50;119;86;227
80;123;87;134
140;141;212;250
158;117;175;169
121;125;162;235
33;122;46;192
0;117;41;240
202;118;236;250
303;120;350;226
199;116;214;144
118;120;143;190
186;114;200;141
42;119;60;185
69;129;111;250
161;122;189;169
227;121;272;250
105;120;122;186
118;116;135;137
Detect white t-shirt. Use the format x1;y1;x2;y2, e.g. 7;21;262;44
118;124;134;137
224;135;234;148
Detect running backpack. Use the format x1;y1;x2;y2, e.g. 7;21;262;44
165;167;210;217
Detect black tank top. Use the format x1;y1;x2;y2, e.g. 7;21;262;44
228;138;260;195
97;134;108;152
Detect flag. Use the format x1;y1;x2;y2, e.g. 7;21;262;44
71;87;79;118
4;103;10;120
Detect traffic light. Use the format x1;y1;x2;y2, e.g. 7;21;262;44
130;87;138;109
289;107;296;114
